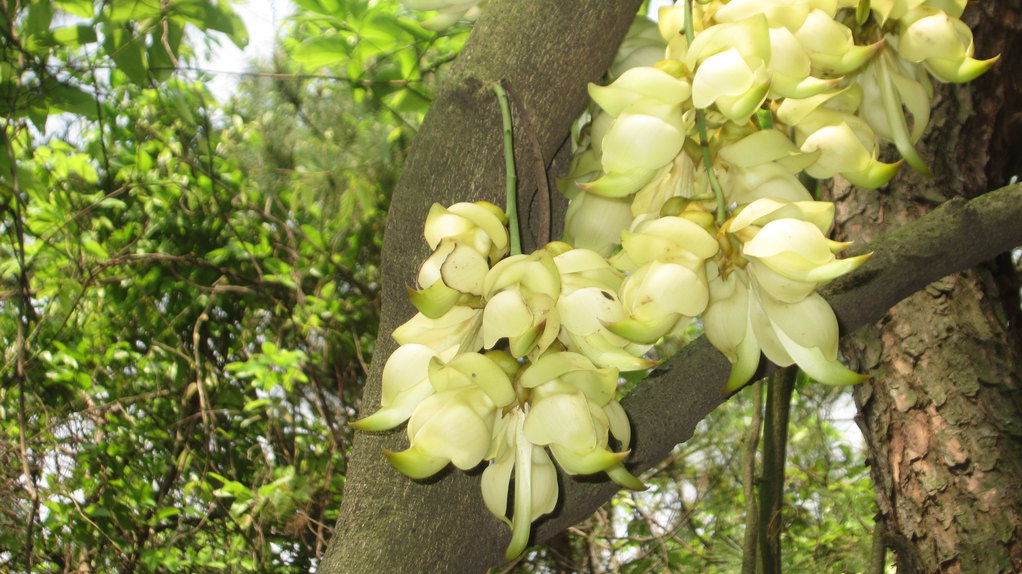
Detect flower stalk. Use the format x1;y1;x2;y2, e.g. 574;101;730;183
493;82;522;256
684;0;729;225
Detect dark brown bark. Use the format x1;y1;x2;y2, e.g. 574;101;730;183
833;2;1022;572
320;2;1022;571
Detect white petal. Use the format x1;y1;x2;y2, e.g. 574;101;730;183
602;113;686;173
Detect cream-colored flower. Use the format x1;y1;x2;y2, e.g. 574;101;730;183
563;190;635;257
704;263;868;390
717;129;818;204
686;17;771;123
551;244;625;295
391;305;484;355
789;108;902;188
705;199;871;389
728;199;871;302
612;214;719;271
423;201;509;264
610;16;669;78
520;352;643;489
384;351;515;478
793;9;881;77
410;238;490;318
584;66;693;197
482;250;562;358
557;285;655;372
613;259;710;344
350;343;448;432
482;408;559;560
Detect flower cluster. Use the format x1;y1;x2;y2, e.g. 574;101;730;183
561;0;995;391
357;0;995;560
353;203;646;559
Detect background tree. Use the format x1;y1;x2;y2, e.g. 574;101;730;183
0;0;455;570
319;1;1022;572
832;1;1022;570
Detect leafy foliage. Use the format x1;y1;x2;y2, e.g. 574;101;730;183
0;0;464;571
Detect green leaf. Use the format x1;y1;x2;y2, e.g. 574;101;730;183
153;507;181;522
291;34;349;68
26;0;54;38
41;79;100;119
83;239;109;259
106;0;163;22
242;398;272;412
146;20;184;82
54;0;94;18
50;25;99;47
103;23;148;85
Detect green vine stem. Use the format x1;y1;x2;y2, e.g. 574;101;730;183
493;82;522;255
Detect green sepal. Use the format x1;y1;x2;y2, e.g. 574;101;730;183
606;463;647;491
384;446;449;479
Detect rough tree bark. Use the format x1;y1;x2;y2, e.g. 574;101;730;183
319;2;1022;572
833;2;1022;572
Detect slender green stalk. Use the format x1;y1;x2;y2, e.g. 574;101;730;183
697;113;729;224
683;0;729;224
493;82;522;255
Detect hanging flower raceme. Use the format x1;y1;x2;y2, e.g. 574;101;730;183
355;202;648;560
704;198;871;390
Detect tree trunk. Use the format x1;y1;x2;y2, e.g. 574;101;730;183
319;1;1022;571
317;3;643;572
833;2;1022;571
